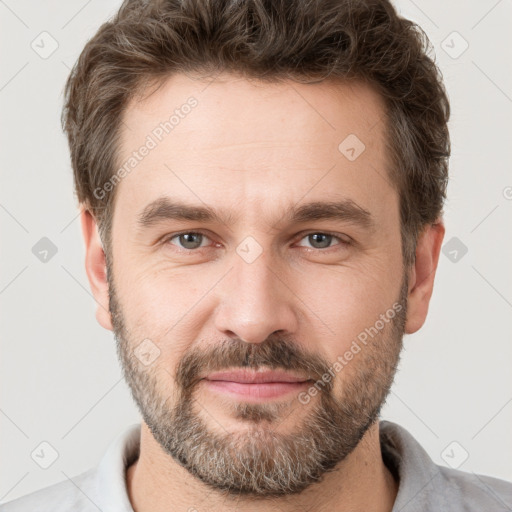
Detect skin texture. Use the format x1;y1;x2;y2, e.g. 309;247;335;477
81;72;445;512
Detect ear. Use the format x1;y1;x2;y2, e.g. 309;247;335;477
404;220;445;334
80;208;113;331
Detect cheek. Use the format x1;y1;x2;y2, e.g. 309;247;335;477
113;243;190;315
114;263;218;365
292;260;401;355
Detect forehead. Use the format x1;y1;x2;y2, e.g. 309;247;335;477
115;72;395;228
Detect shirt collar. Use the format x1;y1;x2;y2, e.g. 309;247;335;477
380;420;444;511
95;422;140;512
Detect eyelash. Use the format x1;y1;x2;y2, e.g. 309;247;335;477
162;230;351;253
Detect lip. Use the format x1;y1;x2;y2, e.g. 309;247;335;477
201;369;313;401
203;369;312;384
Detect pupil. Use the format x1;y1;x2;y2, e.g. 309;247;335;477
181;233;201;249
311;233;331;248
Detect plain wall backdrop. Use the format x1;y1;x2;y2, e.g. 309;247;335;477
1;0;511;503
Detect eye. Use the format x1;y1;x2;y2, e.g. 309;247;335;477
295;232;350;251
162;230;351;254
166;231;212;251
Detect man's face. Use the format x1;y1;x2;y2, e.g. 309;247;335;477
107;73;407;496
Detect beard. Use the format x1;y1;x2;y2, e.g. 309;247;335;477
107;258;407;498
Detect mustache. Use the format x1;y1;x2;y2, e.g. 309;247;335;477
175;336;332;394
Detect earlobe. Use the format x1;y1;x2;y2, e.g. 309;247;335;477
80;208;113;331
404;221;445;334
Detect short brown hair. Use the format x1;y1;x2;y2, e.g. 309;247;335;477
62;0;450;267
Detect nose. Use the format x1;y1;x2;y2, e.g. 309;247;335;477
213;251;299;345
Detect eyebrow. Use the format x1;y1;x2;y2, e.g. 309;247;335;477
136;196;375;232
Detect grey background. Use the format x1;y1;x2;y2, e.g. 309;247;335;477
1;0;511;503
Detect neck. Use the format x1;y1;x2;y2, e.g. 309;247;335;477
126;421;398;512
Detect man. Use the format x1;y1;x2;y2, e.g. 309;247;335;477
2;0;511;511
